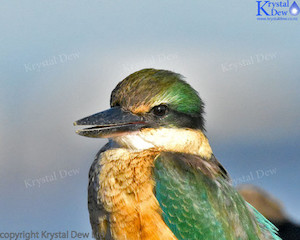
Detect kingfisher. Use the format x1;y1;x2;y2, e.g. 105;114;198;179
74;69;281;240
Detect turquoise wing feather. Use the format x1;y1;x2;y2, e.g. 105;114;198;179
154;152;281;240
247;203;281;240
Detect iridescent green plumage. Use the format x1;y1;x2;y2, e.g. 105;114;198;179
154;152;281;240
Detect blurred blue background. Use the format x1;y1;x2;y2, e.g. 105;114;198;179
0;0;299;238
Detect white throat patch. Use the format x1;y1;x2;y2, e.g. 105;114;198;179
113;128;212;159
114;133;155;150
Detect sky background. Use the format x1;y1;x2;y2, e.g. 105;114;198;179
0;0;300;238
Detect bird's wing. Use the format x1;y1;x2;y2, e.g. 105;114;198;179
247;203;281;240
88;141;117;240
154;152;280;240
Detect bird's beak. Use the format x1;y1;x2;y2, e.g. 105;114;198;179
73;107;147;138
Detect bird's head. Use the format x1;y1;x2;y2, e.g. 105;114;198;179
74;69;211;156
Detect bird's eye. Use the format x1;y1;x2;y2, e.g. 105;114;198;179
152;104;168;117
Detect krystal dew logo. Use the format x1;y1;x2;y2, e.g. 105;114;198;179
256;0;300;20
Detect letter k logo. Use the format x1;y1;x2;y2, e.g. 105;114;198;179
257;1;270;16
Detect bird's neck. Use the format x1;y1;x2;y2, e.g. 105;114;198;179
113;127;213;159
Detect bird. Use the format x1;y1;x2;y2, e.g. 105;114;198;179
74;68;281;240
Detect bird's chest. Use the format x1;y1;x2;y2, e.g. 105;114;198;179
99;148;157;212
98;148;176;240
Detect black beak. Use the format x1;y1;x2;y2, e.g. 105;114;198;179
73;107;147;138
